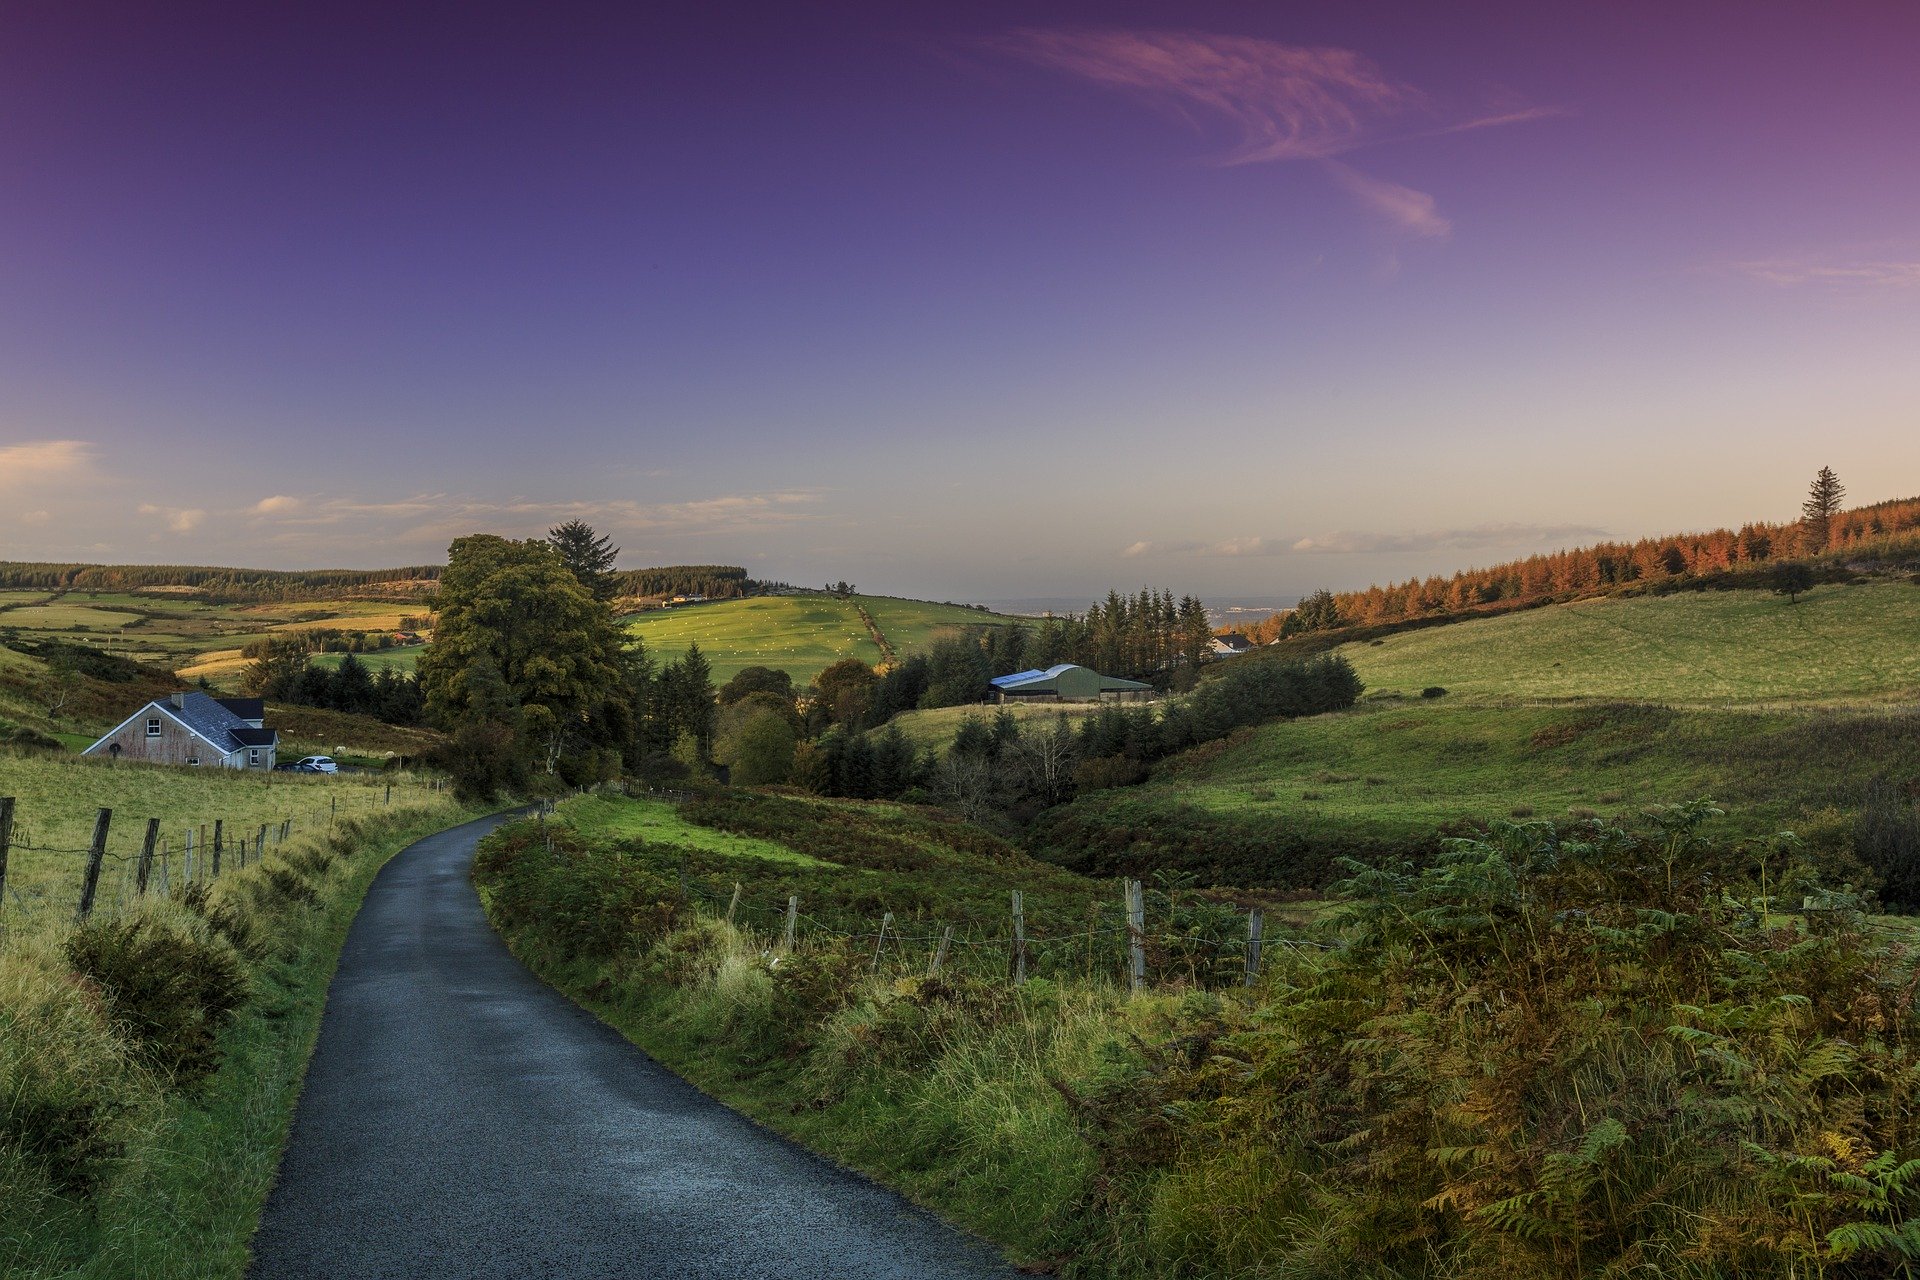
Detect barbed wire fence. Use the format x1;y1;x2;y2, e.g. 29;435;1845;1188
0;778;452;945
523;798;1325;992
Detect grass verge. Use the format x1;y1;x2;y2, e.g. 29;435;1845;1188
2;797;482;1277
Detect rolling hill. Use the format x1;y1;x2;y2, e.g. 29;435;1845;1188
622;593;1013;684
1339;579;1920;705
1032;579;1920;888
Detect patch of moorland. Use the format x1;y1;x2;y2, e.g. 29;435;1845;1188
0;749;480;1277
553;790;1233;961
477;795;1920;1278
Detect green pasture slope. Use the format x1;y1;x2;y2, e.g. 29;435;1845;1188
1342;579;1920;704
1037;581;1920;886
623;592;1010;684
309;644;425;675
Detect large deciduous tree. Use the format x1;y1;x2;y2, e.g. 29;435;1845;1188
419;534;626;784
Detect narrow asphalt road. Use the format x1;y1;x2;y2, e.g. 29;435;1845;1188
248;812;1018;1279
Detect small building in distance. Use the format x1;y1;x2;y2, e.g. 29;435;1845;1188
989;664;1154;704
1210;633;1253;658
82;692;279;770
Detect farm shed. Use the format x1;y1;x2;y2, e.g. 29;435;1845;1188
989;664;1154;704
82;691;279;769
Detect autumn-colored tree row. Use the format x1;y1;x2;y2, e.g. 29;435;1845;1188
1230;491;1920;641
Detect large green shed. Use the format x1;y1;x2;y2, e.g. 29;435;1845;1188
988;664;1154;704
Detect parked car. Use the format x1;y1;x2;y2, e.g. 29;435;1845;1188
295;755;340;774
274;761;321;773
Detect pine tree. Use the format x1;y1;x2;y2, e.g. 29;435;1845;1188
1802;466;1846;552
547;519;620;601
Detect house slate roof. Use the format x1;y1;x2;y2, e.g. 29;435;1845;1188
149;692;278;754
216;697;266;722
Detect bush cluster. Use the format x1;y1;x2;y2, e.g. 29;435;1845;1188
61;909;249;1085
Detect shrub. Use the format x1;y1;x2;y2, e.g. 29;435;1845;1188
0;946;156;1196
1074;754;1147;793
62;906;250;1086
1420;685;1447;698
1856;776;1920;911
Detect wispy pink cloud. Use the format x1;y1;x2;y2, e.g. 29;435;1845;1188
994;29;1420;165
1323;160;1451;240
990;28;1553;243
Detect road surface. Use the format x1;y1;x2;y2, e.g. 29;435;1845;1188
248;811;1016;1279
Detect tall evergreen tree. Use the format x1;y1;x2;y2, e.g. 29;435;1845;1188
547;519;621;601
1802;466;1846;552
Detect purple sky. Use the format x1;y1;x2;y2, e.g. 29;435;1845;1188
2;1;1917;599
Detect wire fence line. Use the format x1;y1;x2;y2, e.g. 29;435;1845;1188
641;847;1327;992
0;780;452;942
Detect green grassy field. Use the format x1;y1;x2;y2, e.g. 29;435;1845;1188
309;644;424;674
623;593;1009;684
0;749;442;934
1147;699;1913;841
1339;581;1920;705
557;793;830;866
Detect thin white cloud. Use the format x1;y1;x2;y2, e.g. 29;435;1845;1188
18;509;51;525
137;503;207;534
252;494;304;514
990;28;1553;241
1728;257;1920;290
0;439;97;490
1124;522;1605;559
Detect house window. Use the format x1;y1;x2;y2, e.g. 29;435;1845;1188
146;718;162;737
249;749;260;765
187;756;200;766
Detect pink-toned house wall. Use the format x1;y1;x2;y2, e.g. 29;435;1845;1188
89;712;234;767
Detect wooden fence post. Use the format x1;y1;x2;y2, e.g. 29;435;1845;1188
930;925;953;977
1245;907;1264;988
872;912;893;973
1125;879;1146;994
385;783;392;806
0;794;13;917
78;807;111;921
137;818;160;895
0;794;12;917
782;894;799;952
1010;890;1027;985
257;824;268;864
212;819;224;878
726;882;742;926
184;827;195;884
